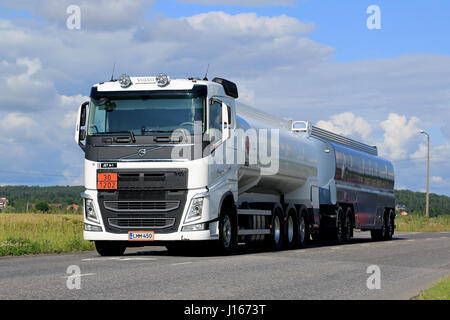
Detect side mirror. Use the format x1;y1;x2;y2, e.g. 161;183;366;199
75;101;89;151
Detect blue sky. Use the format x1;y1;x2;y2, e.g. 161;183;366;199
0;0;449;195
153;0;450;61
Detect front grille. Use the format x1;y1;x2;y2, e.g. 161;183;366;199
104;200;180;212
108;218;175;229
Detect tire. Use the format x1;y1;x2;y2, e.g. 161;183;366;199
270;206;284;251
343;207;353;243
285;208;297;249
297;211;307;248
95;241;126;256
335;206;346;244
371;210;388;241
384;209;395;240
218;207;237;254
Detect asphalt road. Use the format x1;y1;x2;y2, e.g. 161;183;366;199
0;231;449;300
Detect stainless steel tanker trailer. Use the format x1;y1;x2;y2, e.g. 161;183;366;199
75;74;395;256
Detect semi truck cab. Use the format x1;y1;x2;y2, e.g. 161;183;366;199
75;74;240;255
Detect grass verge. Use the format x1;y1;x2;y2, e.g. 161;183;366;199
0;214;94;256
395;214;450;232
416;276;450;300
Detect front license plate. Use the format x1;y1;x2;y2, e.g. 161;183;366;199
128;231;155;241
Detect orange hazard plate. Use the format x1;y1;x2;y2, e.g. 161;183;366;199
128;231;155;241
97;173;118;190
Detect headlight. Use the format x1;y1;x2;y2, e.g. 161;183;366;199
84;199;98;223
184;197;204;224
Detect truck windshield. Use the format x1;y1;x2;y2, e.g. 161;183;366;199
87;95;205;136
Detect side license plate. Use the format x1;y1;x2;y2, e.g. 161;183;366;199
128;231;155;241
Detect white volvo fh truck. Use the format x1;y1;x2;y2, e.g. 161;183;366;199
75;74;395;256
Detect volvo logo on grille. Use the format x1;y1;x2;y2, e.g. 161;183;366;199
138;149;147;157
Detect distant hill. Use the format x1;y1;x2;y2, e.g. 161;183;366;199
394;190;450;216
0;185;448;216
0;186;84;212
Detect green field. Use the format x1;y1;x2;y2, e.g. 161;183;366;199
0;213;449;256
416;276;450;300
0;214;94;256
395;214;450;232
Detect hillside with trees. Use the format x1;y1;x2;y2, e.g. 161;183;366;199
394;190;450;217
0;186;448;216
0;186;83;213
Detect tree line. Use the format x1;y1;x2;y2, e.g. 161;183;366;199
0;186;84;213
394;190;450;217
0;186;448;216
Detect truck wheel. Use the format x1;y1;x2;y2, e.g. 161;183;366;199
218;208;237;254
95;241;126;256
297;211;307;248
384;209;395;240
285;208;297;249
270;207;284;251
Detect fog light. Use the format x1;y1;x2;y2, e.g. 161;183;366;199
84;223;102;232
182;223;207;232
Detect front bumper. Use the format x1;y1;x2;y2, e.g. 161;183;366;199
82;188;219;242
83;229;217;242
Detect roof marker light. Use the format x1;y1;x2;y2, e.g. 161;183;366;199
118;74;132;88
156;73;170;87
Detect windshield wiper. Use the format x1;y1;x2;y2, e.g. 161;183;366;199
141;129;173;134
97;130;136;143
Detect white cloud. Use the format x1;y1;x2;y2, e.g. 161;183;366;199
379;113;421;161
316;112;373;140
431;176;443;183
1;0;157;30
184;12;314;36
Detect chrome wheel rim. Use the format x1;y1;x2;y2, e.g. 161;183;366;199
274;215;281;245
299;216;305;243
222;215;232;248
287;216;294;244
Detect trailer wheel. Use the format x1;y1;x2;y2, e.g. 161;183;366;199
344;207;353;243
95;241;126;256
384;209;395;240
371;210;388;241
335;206;345;244
270;206;284;251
